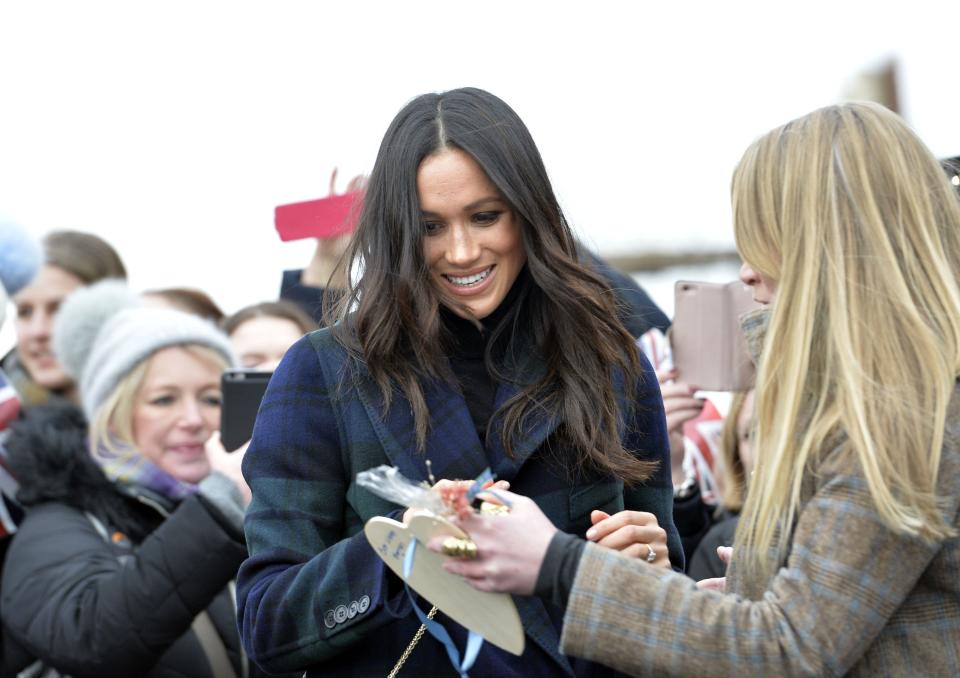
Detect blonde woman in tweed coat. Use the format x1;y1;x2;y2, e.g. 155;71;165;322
437;102;960;676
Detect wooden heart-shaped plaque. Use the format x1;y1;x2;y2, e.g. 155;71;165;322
364;513;525;655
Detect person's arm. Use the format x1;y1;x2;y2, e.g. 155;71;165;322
279;169;360;324
235;334;407;674
1;498;246;677
560;450;958;676
618;352;685;569
278;237;348;326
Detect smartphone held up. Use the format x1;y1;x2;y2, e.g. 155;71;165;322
220;369;272;452
671;280;760;392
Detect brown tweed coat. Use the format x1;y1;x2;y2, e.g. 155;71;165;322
560;380;960;676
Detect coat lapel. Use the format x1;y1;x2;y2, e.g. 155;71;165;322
353;370;490;484
485;330;561;482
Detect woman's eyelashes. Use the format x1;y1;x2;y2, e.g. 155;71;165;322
472;210;502;225
147;391;221;408
202;393;223;407
149;394;176;407
422;211;502;234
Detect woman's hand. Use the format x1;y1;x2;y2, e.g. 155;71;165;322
657;368;704;486
586;509;670;568
695;546;733;592
427;489;556;596
204;431;252;506
300;168;368;290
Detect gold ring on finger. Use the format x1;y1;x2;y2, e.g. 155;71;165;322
441;536;478;559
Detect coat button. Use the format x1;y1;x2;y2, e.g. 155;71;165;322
358;595;370;613
324;610;337;629
334;605;348;623
348;601;359;618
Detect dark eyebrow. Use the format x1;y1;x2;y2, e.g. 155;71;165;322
420;196;506;217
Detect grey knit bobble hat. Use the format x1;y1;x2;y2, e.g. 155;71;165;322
53;279;236;420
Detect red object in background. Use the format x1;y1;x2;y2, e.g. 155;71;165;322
682;399;723;504
275;190;364;242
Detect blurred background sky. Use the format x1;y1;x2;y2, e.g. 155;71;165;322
2;0;958;352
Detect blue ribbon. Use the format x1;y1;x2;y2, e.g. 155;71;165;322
402;539;483;677
465;467;512;509
465;468;495;502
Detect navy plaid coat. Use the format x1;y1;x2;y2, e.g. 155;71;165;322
237;326;679;677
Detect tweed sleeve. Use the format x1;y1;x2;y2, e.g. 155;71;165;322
236;335;403;674
621;350;684;570
559;443;960;677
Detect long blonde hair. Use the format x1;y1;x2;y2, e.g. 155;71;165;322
718;390;753;514
732;102;960;583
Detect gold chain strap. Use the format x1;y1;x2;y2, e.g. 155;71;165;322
387;605;438;678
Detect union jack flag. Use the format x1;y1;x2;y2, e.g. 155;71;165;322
0;367;22;537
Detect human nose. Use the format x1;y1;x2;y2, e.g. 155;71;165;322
739;262;761;288
445;224;480;267
177;397;206;430
22;309;53;341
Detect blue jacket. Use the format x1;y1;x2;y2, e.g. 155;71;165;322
237;326;680;677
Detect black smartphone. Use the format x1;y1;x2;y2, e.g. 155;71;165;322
220;369;272;452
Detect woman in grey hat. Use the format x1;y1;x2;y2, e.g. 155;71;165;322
0;280;286;678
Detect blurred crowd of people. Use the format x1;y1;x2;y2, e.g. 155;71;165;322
0;87;957;678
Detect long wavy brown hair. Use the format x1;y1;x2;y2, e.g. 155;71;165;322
329;87;655;484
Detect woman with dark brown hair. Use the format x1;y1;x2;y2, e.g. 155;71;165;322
236;87;679;677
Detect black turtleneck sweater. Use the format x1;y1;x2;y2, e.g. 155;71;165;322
439;270;527;445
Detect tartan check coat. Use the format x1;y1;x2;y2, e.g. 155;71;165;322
236;325;680;677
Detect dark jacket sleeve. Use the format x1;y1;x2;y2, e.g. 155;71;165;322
673;483;717;562
580;250;670;337
621;350;685;571
236;335;407;674
686;514;739;581
0;496;246;677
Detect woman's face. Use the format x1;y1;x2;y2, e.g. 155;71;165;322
419;148;527;320
739;262;777;305
229;315;304;370
13;264;84;390
132;346;222;484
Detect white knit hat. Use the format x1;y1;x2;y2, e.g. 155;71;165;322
53;280;236;420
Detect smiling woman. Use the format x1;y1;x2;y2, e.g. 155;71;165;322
236;87;681;678
0;280;290;677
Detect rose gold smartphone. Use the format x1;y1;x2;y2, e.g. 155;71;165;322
671;280;760;391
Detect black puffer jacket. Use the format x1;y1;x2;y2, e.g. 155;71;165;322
0;404;270;678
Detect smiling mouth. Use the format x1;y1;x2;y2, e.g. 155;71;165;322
443;266;493;287
168;444;206;456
